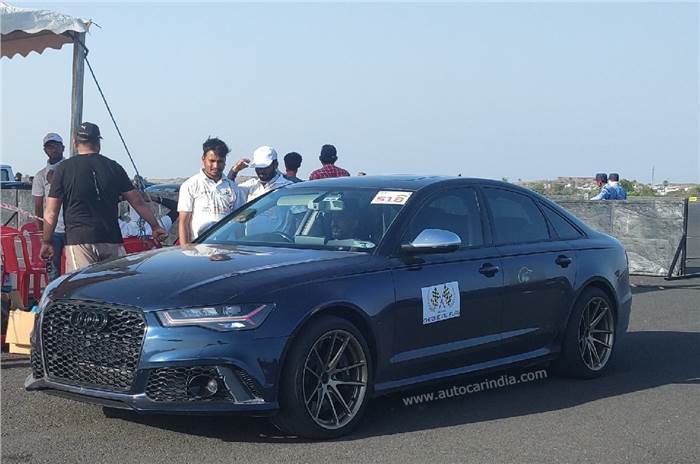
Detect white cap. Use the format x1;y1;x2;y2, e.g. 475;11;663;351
249;146;277;169
43;133;63;145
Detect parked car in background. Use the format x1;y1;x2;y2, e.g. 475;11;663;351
1;164;14;182
145;183;180;195
27;176;631;439
1;164;31;190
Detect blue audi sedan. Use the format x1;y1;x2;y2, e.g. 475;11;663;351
26;176;631;439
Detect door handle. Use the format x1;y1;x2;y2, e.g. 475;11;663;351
555;255;572;268
479;263;499;277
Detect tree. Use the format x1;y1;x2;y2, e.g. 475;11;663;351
620;179;636;195
528;183;546;194
631;185;656;197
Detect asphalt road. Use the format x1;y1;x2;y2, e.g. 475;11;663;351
2;276;699;464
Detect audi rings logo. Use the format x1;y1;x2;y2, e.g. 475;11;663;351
69;310;109;332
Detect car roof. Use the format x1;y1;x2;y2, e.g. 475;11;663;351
287;175;522;191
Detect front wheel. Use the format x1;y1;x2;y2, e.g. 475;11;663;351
558;288;617;378
272;316;372;439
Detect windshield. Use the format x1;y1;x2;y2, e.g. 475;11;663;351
202;187;413;252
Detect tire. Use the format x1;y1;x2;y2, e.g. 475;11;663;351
272;315;372;439
558;287;617;379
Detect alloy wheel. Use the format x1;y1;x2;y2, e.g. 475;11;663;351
302;329;368;430
577;297;615;371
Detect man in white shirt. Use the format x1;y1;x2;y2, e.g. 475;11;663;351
32;133;66;280
227;146;294;236
120;192;176;238
177;138;245;244
228;146;293;201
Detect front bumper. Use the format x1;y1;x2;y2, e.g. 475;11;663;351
24;374;278;414
26;309;288;415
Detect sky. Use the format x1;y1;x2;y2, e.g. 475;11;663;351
2;1;699;184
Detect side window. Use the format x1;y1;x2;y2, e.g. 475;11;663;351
483;188;550;245
541;204;583;240
405;188;484;247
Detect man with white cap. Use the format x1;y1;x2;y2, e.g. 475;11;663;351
32;133;66;280
228;146;292;202
227;146;294;236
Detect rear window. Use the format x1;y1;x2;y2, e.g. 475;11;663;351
541;204;583;240
483;188;550;245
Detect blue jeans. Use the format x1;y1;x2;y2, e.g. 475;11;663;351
49;233;66;281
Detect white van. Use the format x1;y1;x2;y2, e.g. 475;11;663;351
1;164;15;182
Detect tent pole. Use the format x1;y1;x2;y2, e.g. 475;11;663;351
69;32;86;157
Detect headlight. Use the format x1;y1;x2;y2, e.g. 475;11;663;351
157;303;275;331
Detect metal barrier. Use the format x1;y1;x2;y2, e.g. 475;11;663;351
550;198;686;276
666;197;700;279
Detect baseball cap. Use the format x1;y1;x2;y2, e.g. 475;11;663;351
76;122;103;142
43;133;63;146
249;146;278;169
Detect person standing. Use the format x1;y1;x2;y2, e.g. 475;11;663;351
120;191;177;239
40;122;167;271
32;133;66;280
228;146;292;201
178;137;246;244
606;173;627;200
228;146;294;235
590;173;611;200
283;152;303;183
309;144;350;180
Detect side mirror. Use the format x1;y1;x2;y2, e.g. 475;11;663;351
401;229;461;254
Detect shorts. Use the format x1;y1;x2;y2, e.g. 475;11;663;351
64;243;127;273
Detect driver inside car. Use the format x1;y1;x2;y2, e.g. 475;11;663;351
330;210;360;240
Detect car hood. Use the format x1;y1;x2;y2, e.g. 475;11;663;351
49;244;371;311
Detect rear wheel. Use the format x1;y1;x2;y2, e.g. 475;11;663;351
558;287;616;378
272;316;372;439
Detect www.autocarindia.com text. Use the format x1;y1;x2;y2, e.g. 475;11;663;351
402;369;548;406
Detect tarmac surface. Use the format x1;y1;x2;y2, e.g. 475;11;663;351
2;276;699;464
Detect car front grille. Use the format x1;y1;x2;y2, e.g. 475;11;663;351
233;367;262;398
40;300;146;392
31;347;44;379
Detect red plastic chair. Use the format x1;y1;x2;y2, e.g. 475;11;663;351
18;225;49;304
20;223;45;268
20;222;67;277
1;226;30;307
123;236;161;254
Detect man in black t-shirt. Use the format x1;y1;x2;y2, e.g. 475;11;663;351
40;122;167;272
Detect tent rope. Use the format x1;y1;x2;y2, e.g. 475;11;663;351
72;34;142;186
72;33;154;241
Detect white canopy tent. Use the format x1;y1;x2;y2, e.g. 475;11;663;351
1;1;92;155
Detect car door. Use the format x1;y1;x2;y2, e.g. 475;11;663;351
388;187;505;379
481;187;577;356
